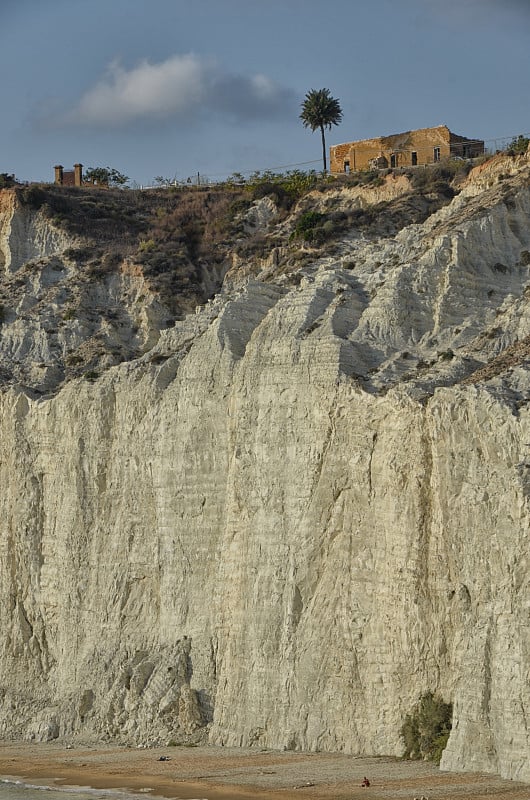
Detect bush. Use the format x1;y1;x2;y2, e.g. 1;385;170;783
138;238;155;253
229;169;320;210
294;211;324;236
17;185;149;242
290;211;328;244
506;135;529;156
251;181;292;210
0;173;15;189
355;169;384;187
401;692;452;764
437;348;454;361
430;180;455;199
84;166;129;187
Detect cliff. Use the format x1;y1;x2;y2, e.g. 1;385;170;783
0;154;529;782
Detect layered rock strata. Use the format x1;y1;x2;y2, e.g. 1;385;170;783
0;155;529;782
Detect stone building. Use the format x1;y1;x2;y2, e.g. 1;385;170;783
54;164;83;186
330;125;484;173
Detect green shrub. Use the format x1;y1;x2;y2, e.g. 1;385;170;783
228;198;252;216
138;238;156;253
0;173;15;189
230;169;320;210
430;180;455;199
358;169;384;186
437;348;454;360
506;135;529;156
401;692;452;764
292;211;324;241
332;169;383;188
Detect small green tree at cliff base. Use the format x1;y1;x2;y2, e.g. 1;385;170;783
401;692;452;764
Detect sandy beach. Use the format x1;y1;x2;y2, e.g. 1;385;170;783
0;742;528;800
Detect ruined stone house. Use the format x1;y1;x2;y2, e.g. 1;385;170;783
330;125;484;173
54;164;83;187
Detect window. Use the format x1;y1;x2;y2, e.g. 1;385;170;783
411;151;418;166
344;160;350;174
433;147;441;162
462;144;470;158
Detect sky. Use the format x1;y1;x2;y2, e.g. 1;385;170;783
1;0;529;186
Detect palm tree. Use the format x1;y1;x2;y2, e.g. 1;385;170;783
300;88;343;172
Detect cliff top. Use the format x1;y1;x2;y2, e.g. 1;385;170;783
0;149;529;399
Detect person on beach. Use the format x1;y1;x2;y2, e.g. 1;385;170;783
361;776;371;787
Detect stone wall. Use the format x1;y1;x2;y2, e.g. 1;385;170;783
330;125;483;173
54;164;83;187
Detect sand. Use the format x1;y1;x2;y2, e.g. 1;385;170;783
0;742;527;800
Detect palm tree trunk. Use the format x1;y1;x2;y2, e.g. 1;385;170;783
320;125;327;172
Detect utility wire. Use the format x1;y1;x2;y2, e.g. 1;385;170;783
202;158;322;179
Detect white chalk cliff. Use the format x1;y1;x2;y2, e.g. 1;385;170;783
0;154;529;782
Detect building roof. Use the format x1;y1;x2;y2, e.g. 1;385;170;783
333;125;450;150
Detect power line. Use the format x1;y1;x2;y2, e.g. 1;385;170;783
203;157;322;179
484;131;530;144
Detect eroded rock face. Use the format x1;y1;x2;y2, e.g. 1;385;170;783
0;155;529;781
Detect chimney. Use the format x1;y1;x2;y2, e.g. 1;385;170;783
74;163;83;186
54;165;64;185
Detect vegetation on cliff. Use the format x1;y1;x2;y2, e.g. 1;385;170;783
1;148;527;396
401;693;453;764
0;152;529;780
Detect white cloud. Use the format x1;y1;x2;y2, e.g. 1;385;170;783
60;54;296;128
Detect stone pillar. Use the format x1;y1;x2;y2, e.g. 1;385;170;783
74;164;83;186
54;165;63;185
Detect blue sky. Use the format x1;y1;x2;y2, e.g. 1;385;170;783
1;0;529;186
